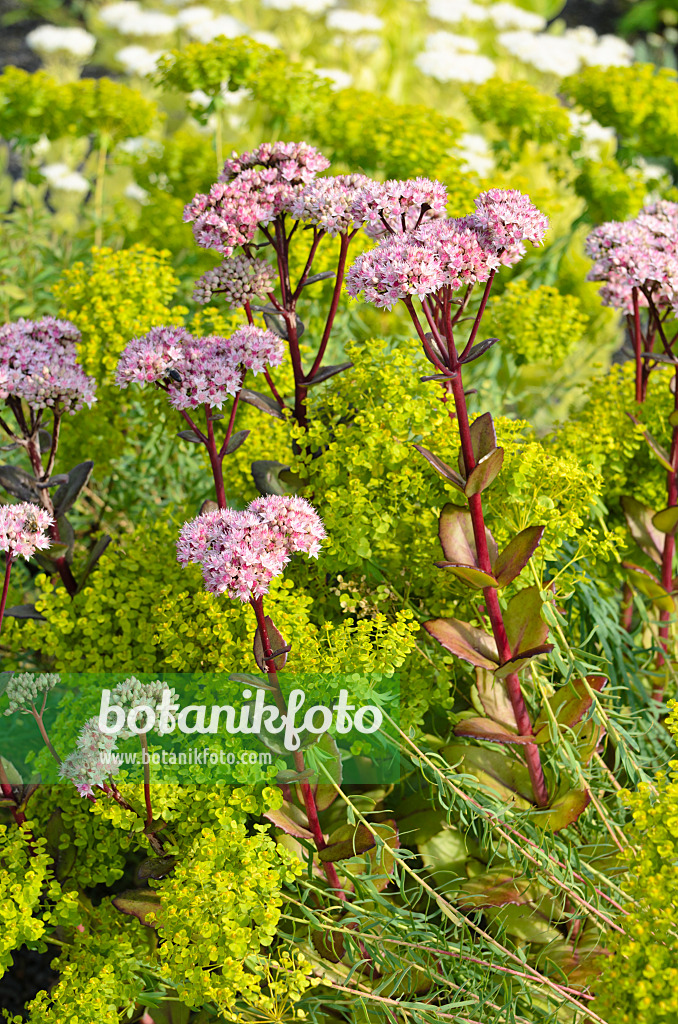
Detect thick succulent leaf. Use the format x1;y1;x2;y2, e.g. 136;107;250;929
534;676;606;736
424;617;498;669
112;889;162;927
52;461;94;518
305;362;353;386
621;495;664;563
458;867;533;909
494;644;555;679
228;671;277;693
0;756;22;785
473;668;518;730
305;732;342;811
444;743;533;807
434;562;498;588
454;717;532;745
458;337;499;366
418;828;470;889
458;412;497;477
5;604;46;620
413;445;465;492
493;526;545;587
319;822;376;862
0;465;40;501
485;900;563;945
239;388;284;419
504;585;550;655
251;459;291;496
438;502;498;565
341;821;399;892
652;505;678;535
529;787;590;832
255;305;305;340
135;856;177;883
177;429;202;443
464;447;504;496
311;928;346;963
623;562;675;612
44;810;77;881
264;801;314;841
150;1000;191;1024
253;616;288;672
222;429;250;455
75;535;112;593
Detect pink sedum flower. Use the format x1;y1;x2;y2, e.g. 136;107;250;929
346;234;445;308
0;317;96;414
472;188;549;253
115;325;191;386
226;325;284;375
177;496;326;601
0;502;53;560
221;141;330;184
351;177;448;238
290;174;374;235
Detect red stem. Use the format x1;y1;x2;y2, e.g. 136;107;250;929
458;271;496;362
631;287;643;405
219;385;243;458
307;233;350;380
25;435;77;596
205;409;227;509
0;552;13;637
250;596;345;896
655;368;678;701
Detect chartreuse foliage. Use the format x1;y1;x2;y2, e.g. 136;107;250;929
464;77;572;165
593;702;678;1023
484;279;589;366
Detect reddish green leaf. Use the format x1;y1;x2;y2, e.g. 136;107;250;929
344;821;400;891
311;928;346;963
112;890;162;927
494;645;555;678
529;787;590;832
435;562;498;588
413;444;465;491
264;801;314;841
623;562;675;612
494;526;545;587
319;823;376;862
444;743;533;807
454;716;533;745
302;732;342;811
504;585;550;655
438;503;498;565
253;616;289;672
464;447;504;496
458;412;497;477
458;868;533;909
473;668;518;730
424;617;498;669
653;505;678;535
621;495;664;564
534;677;602;735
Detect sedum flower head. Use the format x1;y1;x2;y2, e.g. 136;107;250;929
58;716;120;796
346;234;446;308
115;325;282;409
471;188;549;252
290;173;374;235
4;671;60;714
0;316;97;414
110;675;178;737
177;496;326;601
351;177;449;238
192;254;276;306
0;503;53;560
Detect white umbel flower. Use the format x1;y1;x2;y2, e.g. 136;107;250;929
326;10;383;32
26;24;96;58
41;163;89;194
116;44;162;74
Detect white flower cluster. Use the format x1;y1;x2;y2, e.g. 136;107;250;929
326;9;383;32
26;25;97;59
263;0;334;11
110;676;178;737
99;1;176;36
41;163;89;195
315;66;353;90
115;44;162;74
498;25;633;76
58;717;121;796
415;29;495;82
176;6;248;41
4;673;60;715
458;132;494;176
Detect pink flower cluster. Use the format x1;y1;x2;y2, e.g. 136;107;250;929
115;324;284;409
351;177;449;238
0;317;96;414
586;201;678;312
347;187;548;308
0;502;53;559
290;174;374;236
184;141;331;255
177;495;326;601
58;716;120;796
193;254;276;306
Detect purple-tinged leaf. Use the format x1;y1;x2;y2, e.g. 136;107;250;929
5;604;46;621
494;644;555;678
454;716;533;745
319;822;375;862
112;890;162;927
494;526;545;587
464;447;504;496
627;413;674;471
239;388;285;419
459;337;499;366
434;562;498;588
652;505;678;535
438;502;498;565
458;867;533;909
302;271;335;287
413;445;465;492
305;362;353;387
312;928;346;963
223;429;250;455
504;585;549;655
474;667;518;731
623;562;675;612
135;856;177;883
424;617;498;669
177;429;202;443
444;743;533;806
529;787;590;832
534;676;606;739
252;460;291;496
621;495;664;564
74;535;112;594
458;412;497;477
52;461;94;518
264;801;314;841
0;465;40;502
253;616;288;672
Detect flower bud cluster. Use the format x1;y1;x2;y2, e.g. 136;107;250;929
3;671;60;714
109;676;178;738
192;254;276;306
58;716;121;797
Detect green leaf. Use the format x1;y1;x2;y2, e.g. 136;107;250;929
424;617;498;669
413;444;465;491
112;889;162;927
529;787;590;832
253;616;289;672
434;562;498;588
464;447;504;496
621;495;664;564
305;732;342;810
223;429;250;455
628;414;674;472
251;460;292;496
264;801;314;841
504;585;549;655
454;716;531;745
135;857;177;883
494;645;554;679
44;810;77;881
623;562;675;612
473;667;517;730
418;828;470;889
493;526;545;587
438;502;498;565
0;756;23;785
534;676;605;737
444;743;533;808
458;867;533;909
652;505;678;535
228;671;277;693
319;822;376;862
311;928;346;963
458;412;497;476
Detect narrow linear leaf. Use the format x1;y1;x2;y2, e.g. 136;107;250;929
454;717;532;745
434;562;498;588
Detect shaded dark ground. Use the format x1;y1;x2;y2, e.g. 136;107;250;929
0;947;59;1018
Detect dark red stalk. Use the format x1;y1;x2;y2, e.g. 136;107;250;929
631;287;644;404
25;435;77;596
655;366;678;701
205;409;227;509
458;271;496;361
219;385;243;457
250;595;345;896
139;732;154;828
0;552;13;636
306;233;350;380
